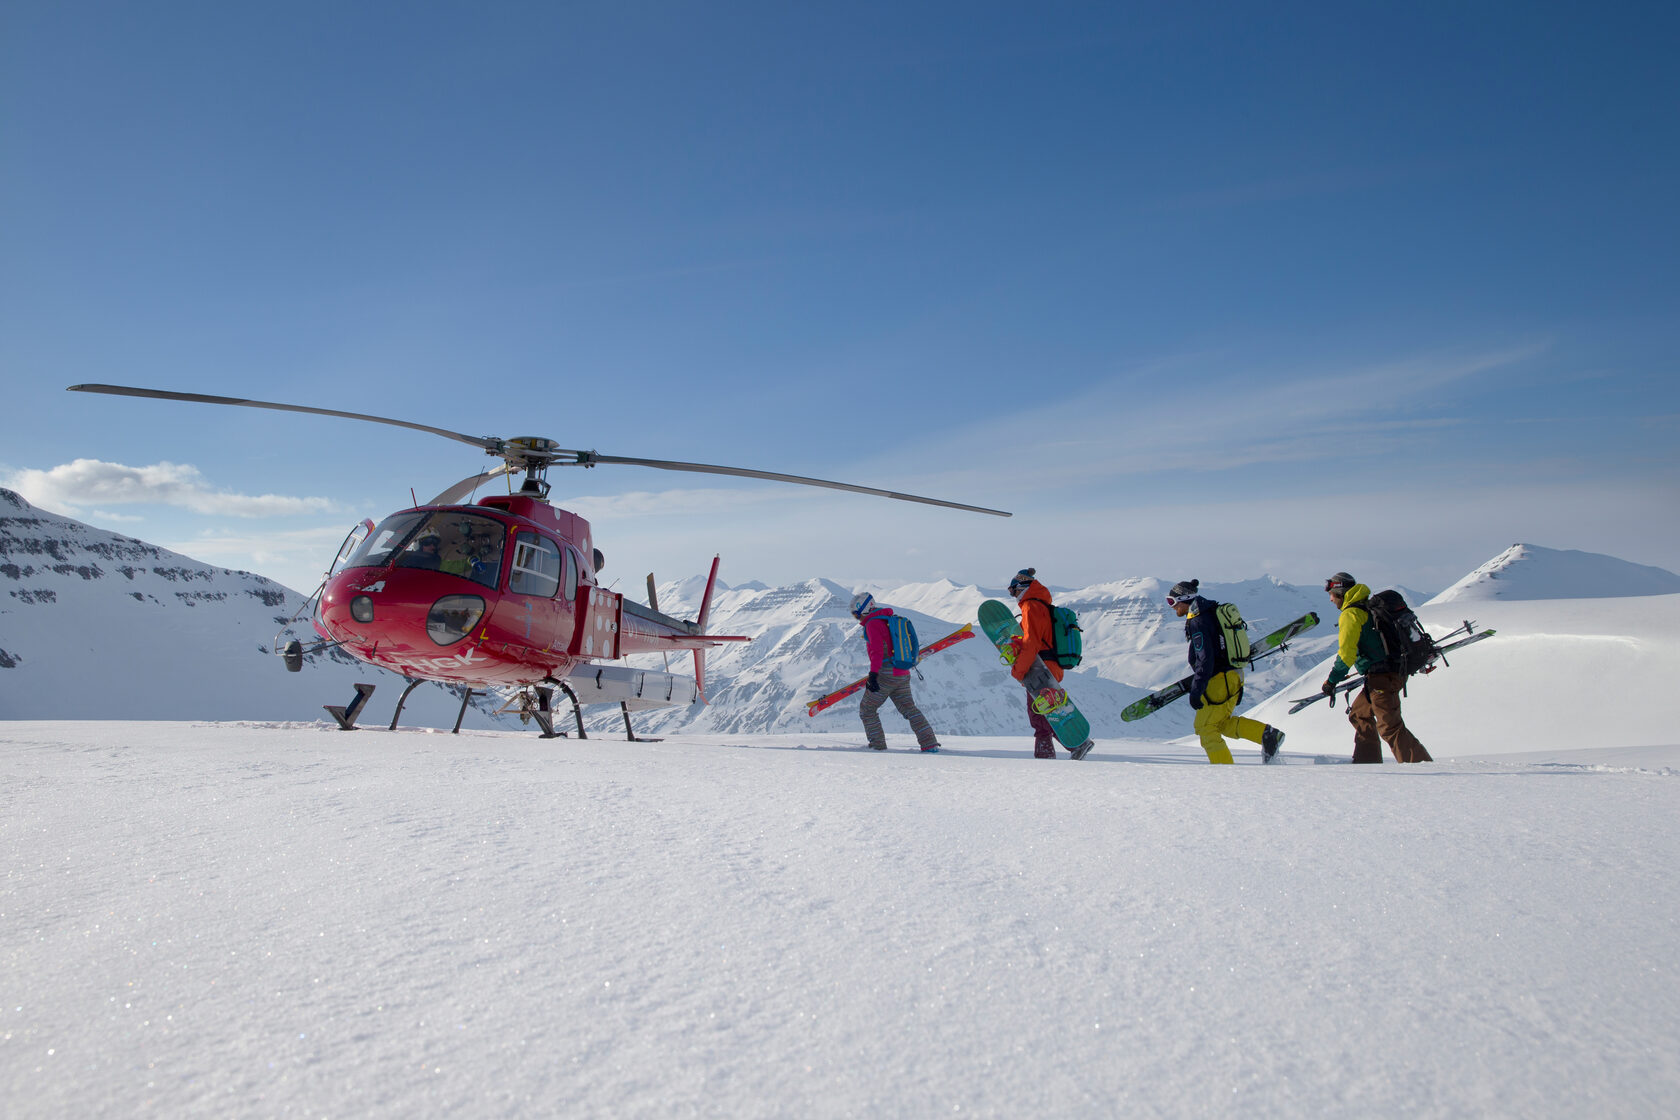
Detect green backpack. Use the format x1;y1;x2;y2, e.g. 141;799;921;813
1047;605;1083;668
1214;602;1252;666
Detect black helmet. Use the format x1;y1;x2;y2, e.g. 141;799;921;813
1324;571;1356;594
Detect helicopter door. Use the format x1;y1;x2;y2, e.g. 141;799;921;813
507;532;568;656
328;519;376;579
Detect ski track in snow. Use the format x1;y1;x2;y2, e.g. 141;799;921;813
4;722;1679;1118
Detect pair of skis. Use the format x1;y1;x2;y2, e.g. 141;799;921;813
1285;622;1496;713
1120;611;1321;722
805;623;976;716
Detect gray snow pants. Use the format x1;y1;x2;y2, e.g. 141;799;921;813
859;672;940;750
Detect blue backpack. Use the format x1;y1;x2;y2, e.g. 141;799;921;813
883;615;920;670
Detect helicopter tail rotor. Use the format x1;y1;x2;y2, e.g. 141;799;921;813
693;555;725;704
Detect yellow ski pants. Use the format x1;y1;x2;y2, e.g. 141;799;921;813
1192;669;1267;765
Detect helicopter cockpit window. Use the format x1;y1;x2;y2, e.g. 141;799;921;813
390;512;507;589
346;512;427;570
509;533;562;598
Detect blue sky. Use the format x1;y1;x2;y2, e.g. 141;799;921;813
3;2;1676;597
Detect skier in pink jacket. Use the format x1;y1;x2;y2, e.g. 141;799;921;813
851;592;942;753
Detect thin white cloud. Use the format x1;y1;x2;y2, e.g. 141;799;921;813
6;459;344;518
877;343;1546;497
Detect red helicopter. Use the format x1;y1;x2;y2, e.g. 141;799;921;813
68;384;1010;738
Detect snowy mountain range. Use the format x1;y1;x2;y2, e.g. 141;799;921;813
6;488;1676;754
623;573;1349;740
0;488;498;726
0;489;1345;733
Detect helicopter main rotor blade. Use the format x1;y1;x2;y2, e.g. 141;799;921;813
427;464;517;506
582;452;1012;518
68;384;500;452
68;383;1012;516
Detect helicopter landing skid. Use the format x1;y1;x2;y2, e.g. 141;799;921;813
520;685;572;740
621;701;662;743
388;679;424;730
325;683;376;730
512;682;659;742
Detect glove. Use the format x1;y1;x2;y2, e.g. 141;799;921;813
1188;691;1204;711
866;672;880;693
1321;680;1336;698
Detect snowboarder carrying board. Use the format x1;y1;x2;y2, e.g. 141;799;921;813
1167;579;1287;764
850;593;942;753
1005;568;1077;759
1320;573;1432;763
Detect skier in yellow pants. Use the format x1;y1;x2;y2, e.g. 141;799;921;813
1167;579;1286;764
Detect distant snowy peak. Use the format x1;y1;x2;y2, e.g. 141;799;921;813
0;487;284;601
1428;543;1680;604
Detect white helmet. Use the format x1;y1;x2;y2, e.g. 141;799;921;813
849;592;875;618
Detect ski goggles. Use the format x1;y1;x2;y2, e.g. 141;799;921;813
1165;593;1191;607
1324;572;1356;593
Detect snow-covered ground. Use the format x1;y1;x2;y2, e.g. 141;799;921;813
8;510;1680;1115
4;720;1678;1118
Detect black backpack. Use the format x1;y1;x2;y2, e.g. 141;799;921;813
1362;589;1438;677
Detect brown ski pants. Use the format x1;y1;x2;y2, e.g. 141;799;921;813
1348;671;1432;763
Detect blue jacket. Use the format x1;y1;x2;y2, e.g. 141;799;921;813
1183;596;1233;703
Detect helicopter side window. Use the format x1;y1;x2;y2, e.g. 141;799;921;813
563;549;579;601
509;533;562;598
347;512;427;569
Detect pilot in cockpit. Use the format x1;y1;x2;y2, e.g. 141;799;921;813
401;533;444;570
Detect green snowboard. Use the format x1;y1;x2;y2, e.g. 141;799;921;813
1122;610;1321;722
977;599;1095;757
